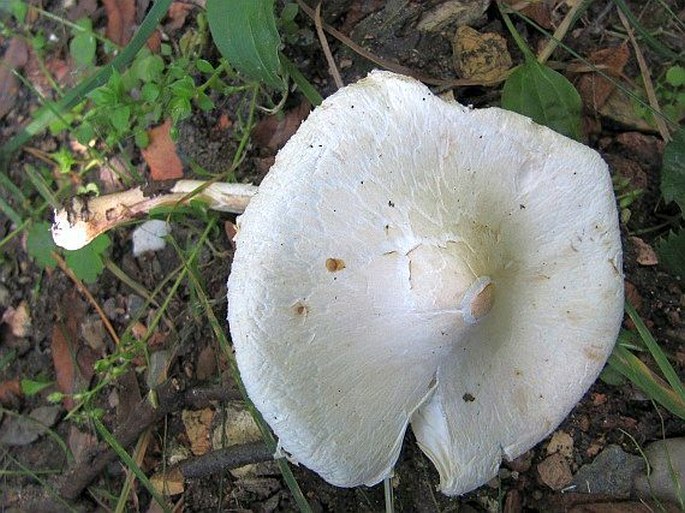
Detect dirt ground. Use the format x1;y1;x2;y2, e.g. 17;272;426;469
0;1;684;512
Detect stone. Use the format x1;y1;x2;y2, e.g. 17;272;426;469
571;445;644;496
634;437;685;505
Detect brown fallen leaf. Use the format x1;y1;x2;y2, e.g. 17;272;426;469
103;0;136;46
630;236;658;266
0;379;23;408
452;26;512;82
166;2;194;31
182;408;214;456
51;290;95;410
1;300;31;338
537;452;573;491
547;430;574;458
252;102;311;154
0;37;29;120
576;43;630;112
142;119;184;181
150;467;185;496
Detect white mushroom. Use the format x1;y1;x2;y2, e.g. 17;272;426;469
229;70;624;495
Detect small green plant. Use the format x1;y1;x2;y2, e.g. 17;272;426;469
498;4;583;140
607;303;685;420
657;127;685;277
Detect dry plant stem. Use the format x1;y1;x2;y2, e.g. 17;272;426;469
314;3;343;89
52;180;258;251
52;251;121;346
176;441;272;479
294;0;505;88
536;0;588;64
617;9;672;142
55;380;242;501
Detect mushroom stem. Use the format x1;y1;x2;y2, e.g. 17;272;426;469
460;276;495;325
52;180;258;250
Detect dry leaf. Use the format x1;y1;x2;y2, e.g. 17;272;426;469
51;291;92;410
142;119;184;181
0;379;23;408
0;37;29;120
103;0;136;46
577;43;630;111
537;452;573;490
252;102;310;153
547;430;574;458
150;467;185;496
182;408;214;456
1;300;31;338
452;26;512;82
166;2;193;30
630;236;658;266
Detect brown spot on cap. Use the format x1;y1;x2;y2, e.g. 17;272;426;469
292;301;309;316
325;258;346;272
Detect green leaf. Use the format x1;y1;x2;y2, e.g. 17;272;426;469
69;19;96;67
132;53;165;83
169;96;191;123
110;105;131;132
21;378;54;397
169;76;196;99
502;61;583;140
666;65;685;88
26;221;57;269
141;82;160;102
64;234;111;283
206;0;284;89
195;59;214;74
661;127;685;212
657;230;685;278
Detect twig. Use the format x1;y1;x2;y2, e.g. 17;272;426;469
314;3;343;89
176;441;272;479
52;180;258;251
537;0;590;64
52;251;120;346
54;380;242;501
617;7;672;142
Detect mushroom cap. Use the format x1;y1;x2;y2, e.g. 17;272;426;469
227;71;623;495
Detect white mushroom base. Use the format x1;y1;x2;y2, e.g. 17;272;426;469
227;71;624;495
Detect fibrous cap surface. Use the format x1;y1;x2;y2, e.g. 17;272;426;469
227;70;624;495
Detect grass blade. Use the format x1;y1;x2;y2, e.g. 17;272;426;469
608;345;685;419
92;417;172;513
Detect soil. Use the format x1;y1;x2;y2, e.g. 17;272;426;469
0;1;684;512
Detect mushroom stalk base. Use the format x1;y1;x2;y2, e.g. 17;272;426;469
51;180;258;250
460;277;495;325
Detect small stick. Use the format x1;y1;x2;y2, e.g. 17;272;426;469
617;8;672;142
314;2;344;89
52;180;258;251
